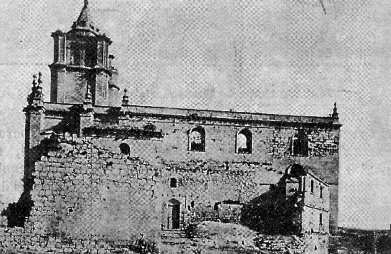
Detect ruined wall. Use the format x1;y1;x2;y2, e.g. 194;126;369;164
27;134;286;241
159;160;281;228
109;111;339;230
28;137;161;241
0;227;328;254
25;104;339;234
0;227;140;253
255;234;328;254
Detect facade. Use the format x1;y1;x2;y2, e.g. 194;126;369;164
20;0;341;250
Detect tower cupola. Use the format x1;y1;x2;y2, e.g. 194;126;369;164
49;0;119;106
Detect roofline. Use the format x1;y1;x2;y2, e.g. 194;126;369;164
306;170;329;186
287;164;330;185
122;104;335;121
41;102;342;128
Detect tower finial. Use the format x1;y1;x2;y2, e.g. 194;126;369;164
122;88;129;107
27;72;44;107
38;72;43;87
84;0;88;7
32;74;37;87
331;102;338;120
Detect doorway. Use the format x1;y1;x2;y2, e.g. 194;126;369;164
167;199;180;229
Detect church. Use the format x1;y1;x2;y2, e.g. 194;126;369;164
17;0;340;252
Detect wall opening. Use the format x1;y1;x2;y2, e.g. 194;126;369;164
70;42;82;65
236;129;252;154
119;143;130;155
167;199;180;230
85;45;96;67
189;126;205;152
292;128;308;156
170;178;177;188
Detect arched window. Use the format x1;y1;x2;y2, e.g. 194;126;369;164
189;126;205;152
236;129;252;154
170;178;177;188
85;46;96;67
292;129;308;156
119;143;130;155
70;42;82;65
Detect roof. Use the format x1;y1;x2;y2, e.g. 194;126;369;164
71;0;105;37
42;102;341;128
76;0;94;28
286;164;329;185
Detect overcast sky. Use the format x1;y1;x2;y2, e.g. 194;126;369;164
1;0;390;230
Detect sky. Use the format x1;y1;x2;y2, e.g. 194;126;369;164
0;0;390;230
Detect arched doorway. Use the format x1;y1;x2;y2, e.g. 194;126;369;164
167;199;180;229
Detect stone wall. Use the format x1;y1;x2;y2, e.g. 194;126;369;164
23;102;339;238
33;104;340;231
52;71;87;104
0;227;140;253
28;137;160;241
255;234;328;254
1;226;328;254
25;135;287;241
302;173;330;234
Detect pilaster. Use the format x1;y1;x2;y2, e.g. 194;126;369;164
78;83;94;136
23;73;46;190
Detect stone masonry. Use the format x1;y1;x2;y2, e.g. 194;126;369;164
2;1;342;253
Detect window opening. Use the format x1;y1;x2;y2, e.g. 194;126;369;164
236;129;252;154
170;178;177;188
292;128;308;156
189;127;205;152
119;143;130;155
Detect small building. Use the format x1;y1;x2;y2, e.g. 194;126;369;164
285;164;330;235
285;164;330;254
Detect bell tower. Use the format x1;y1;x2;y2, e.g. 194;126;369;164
49;0;119;106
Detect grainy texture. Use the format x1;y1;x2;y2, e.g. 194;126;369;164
0;1;348;253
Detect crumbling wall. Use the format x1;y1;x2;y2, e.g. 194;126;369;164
22;104;339;241
28;137;161;241
24;134;287;242
0;227;141;253
255;234;328;254
160;160;281;226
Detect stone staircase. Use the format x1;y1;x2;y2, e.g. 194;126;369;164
161;230;189;245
